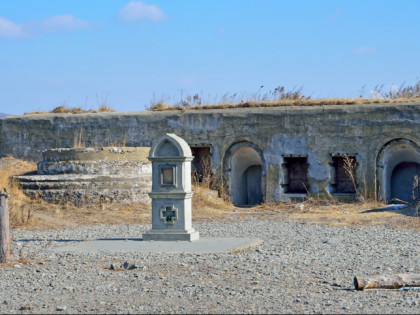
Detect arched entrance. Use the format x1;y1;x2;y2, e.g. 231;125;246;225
224;142;264;206
376;138;420;203
390;162;420;203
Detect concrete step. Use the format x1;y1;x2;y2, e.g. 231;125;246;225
37;160;152;175
15;174;152;205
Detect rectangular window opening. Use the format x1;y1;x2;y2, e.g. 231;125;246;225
332;156;357;194
191;146;212;184
283;157;309;194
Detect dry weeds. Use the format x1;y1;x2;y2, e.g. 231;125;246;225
192;185;234;221
0;156;37;228
148;97;420;112
246;199;419;230
148;81;420;111
18;84;420;115
24;105;116;115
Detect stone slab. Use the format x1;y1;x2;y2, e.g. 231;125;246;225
142;230;199;241
54;237;263;254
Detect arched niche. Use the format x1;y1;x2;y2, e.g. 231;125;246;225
223;142;265;206
156;140;179;157
376;138;420;203
149;133;192;159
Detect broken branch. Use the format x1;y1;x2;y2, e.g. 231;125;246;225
354;273;420;290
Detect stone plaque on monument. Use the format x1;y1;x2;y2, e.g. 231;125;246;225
142;133;199;241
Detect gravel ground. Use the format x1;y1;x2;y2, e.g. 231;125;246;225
1;217;419;314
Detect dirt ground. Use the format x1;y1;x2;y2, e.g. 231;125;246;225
0;156;419;231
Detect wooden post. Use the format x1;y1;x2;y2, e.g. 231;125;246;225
354;274;420;290
0;189;10;263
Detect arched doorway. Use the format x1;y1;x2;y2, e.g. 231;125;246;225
376;138;420;203
225;143;263;206
390;162;420;203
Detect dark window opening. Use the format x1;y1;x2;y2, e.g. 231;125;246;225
191;146;212;184
283;157;309;193
331;156;357;194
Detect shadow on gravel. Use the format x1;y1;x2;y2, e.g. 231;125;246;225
17;238;85;243
363;204;418;217
16;238;143;243
96;238;142;241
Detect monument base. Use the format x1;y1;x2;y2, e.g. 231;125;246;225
142;228;199;241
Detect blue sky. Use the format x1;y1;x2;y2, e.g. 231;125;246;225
1;0;420;115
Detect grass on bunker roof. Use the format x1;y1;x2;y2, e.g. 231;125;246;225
147;82;420;111
18;80;420;115
0;157;418;231
147;96;420;112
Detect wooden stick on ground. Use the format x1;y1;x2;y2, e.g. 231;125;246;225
354;274;420;290
0;188;10;263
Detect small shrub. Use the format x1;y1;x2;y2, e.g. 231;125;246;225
148;103;172;111
71;107;84;114
51;105;72;114
98;105;116;113
24;110;47;115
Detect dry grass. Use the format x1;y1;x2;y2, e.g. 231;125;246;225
22;110;48;115
148;97;420;111
148;103;187;112
51;105;74;114
148;81;420;111
17;81;420;115
192;185;234;221
245;199;419;230
97;105;115;113
0;157;37;228
72;131;128;148
21;96;420;114
73;127;85;148
0;156;418;231
24;104;116;115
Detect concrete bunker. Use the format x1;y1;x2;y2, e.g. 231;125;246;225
376;138;420;203
2;102;420;205
224;142;264;206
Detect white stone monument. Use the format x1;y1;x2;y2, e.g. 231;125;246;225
142;133;199;241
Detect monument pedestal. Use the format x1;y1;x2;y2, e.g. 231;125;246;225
142;133;200;242
142;228;199;241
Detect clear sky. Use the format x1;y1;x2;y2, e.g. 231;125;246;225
1;0;420;115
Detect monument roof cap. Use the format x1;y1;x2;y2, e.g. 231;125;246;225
149;133;192;158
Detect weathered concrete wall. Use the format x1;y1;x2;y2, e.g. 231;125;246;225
2;103;420;203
